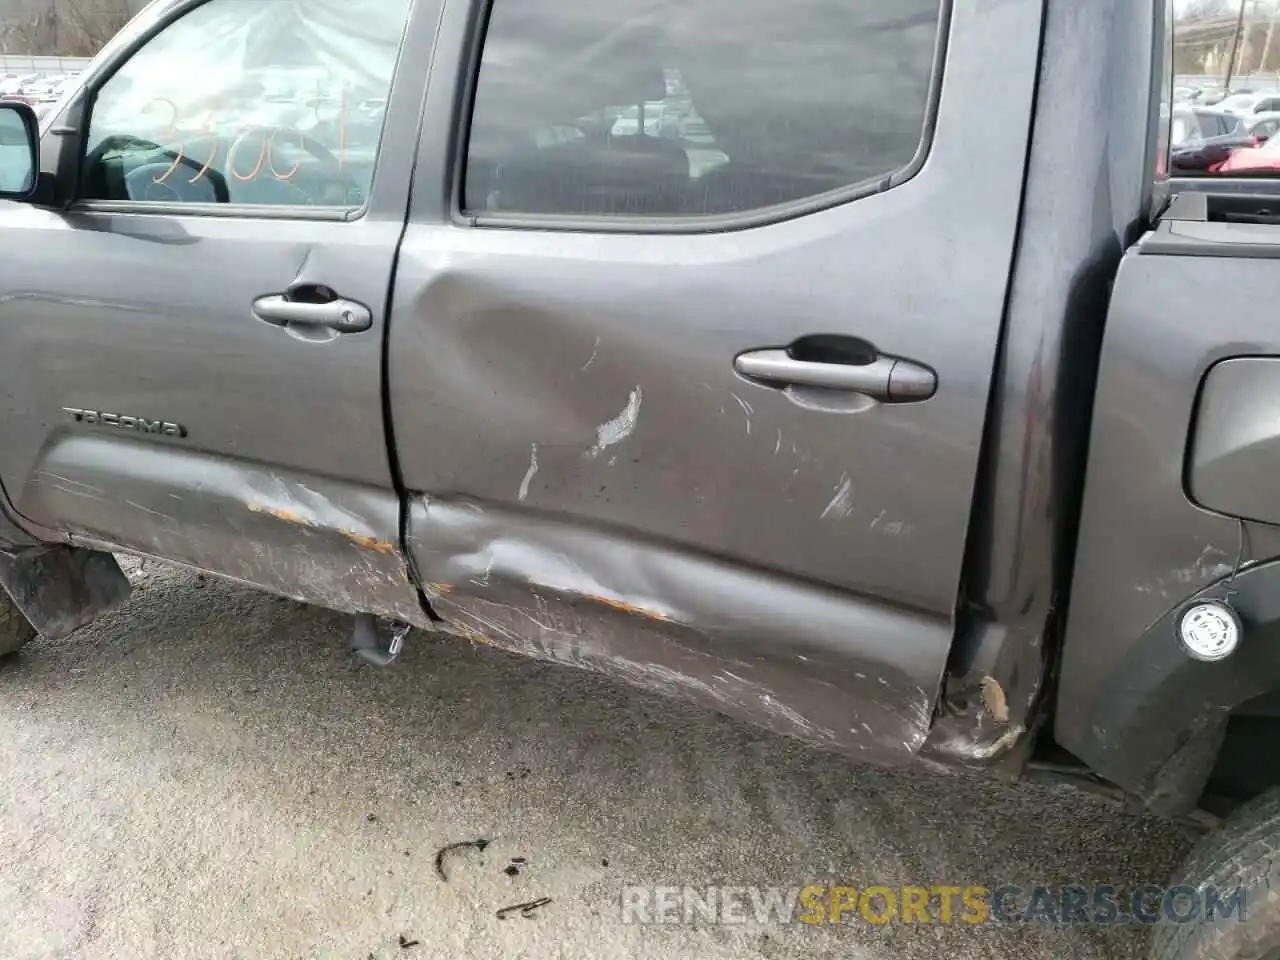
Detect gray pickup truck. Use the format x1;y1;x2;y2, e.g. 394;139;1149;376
0;0;1275;953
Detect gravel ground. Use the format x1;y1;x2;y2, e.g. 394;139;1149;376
0;559;1197;960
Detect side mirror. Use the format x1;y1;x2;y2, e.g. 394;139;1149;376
0;100;39;201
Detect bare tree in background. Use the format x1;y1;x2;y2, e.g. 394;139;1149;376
1259;1;1280;72
1173;0;1280;76
1;0;134;56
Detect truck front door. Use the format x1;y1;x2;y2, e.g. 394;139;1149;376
0;0;436;621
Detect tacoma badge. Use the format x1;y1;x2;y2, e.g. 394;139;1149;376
62;407;188;438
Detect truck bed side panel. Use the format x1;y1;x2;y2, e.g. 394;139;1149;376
1057;235;1280;808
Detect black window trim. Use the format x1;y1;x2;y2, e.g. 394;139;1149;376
448;0;955;235
61;0;411;222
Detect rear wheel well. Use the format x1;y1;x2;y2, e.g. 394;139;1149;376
1202;703;1280;814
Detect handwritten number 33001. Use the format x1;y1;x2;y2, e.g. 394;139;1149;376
139;97;335;185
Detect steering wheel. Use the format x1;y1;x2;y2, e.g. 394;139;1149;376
223;127;359;205
121;135;230;203
81;133;230;203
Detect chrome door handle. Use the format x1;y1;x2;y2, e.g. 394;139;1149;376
734;348;936;402
252;294;372;333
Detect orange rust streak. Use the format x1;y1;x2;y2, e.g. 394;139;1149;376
589;595;669;621
341;531;396;554
246;504;395;553
247;503;314;526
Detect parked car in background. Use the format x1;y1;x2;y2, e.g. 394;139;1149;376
0;74;40;99
2;74;76;127
1216;91;1280;117
1172;105;1243;142
1211;124;1280;173
1168;106;1256;172
0;73;65;109
1241;111;1280;143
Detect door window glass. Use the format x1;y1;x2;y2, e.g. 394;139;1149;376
464;0;942;219
81;0;412;208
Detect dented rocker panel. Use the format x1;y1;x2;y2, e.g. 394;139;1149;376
18;434;424;623
408;496;947;763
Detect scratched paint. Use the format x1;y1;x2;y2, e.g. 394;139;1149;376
248;501;396;553
869;510;915;539
820;474;855;520
1134;545;1234;598
579;336;600;372
517;443;539;502
34;471;105;499
586;386;642;459
729;393;753;436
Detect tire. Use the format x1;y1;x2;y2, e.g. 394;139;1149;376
0;587;35;658
1152;788;1280;960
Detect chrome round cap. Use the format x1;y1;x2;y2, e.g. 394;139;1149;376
1177;600;1242;662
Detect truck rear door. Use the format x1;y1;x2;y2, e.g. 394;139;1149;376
387;0;1045;760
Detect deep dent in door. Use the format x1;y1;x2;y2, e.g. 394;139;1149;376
408;497;945;763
